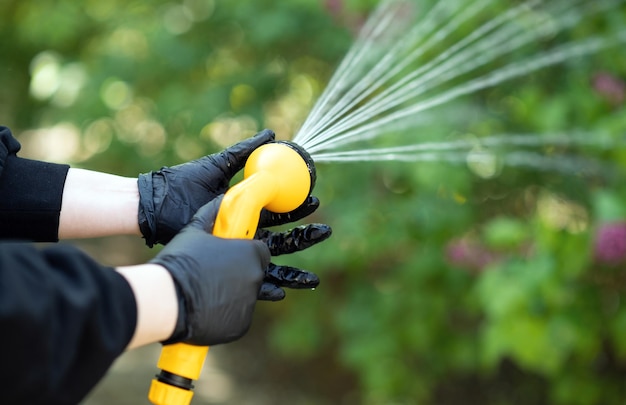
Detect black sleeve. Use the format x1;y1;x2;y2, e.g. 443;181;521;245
0;242;138;405
0;126;70;242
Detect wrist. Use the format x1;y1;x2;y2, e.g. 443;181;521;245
116;264;179;349
59;168;141;239
160;279;189;345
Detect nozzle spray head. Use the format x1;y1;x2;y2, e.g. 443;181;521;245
243;140;316;213
274;140;316;194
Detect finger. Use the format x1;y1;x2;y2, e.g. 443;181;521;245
209;129;275;179
265;263;320;289
189;195;224;233
258;282;285;301
258;196;320;228
257;223;332;256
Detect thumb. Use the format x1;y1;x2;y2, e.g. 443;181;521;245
212;129;275;179
188;195;224;233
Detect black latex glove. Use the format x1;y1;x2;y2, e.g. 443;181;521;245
258;195;322;229
138;129;276;247
151;198;270;346
255;196;332;302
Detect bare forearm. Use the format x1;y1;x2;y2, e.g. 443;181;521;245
59;168;141;239
60;171;179;348
116;264;178;349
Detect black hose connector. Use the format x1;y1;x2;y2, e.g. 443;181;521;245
156;370;194;391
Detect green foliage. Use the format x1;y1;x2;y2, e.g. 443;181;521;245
2;0;626;404
483;217;530;250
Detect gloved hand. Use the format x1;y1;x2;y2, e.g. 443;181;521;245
151;198;270;346
257;195;321;229
255;196;332;301
138;129;276;247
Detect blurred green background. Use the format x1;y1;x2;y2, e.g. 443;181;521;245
1;0;626;404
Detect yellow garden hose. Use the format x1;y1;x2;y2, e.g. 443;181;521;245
148;141;316;405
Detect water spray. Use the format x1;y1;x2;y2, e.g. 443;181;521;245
148;140;316;405
294;0;626;167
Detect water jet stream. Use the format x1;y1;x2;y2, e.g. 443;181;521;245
307;31;626;154
292;0;626;171
303;0;491;139
301;0;593;151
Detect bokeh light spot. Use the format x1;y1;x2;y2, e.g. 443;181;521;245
467;147;500;179
230;84;256;111
163;4;194;35
101;79;133;110
107;28;149;59
19;123;81;163
201;115;258;148
184;0;215;21
84;118;115;155
29;51;62;100
537;193;588;233
52;63;88;107
136;120;167;157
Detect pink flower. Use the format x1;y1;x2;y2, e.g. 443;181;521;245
445;238;499;272
592;72;625;106
593;222;626;265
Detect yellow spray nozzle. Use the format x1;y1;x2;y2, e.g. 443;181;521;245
243;140;316;212
149;140;315;405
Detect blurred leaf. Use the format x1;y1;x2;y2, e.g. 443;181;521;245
591;189;626;221
483;216;530;250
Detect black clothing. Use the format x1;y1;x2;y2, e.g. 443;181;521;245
0;126;70;241
0;127;137;404
0;243;137;404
